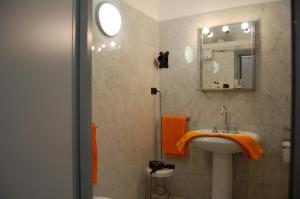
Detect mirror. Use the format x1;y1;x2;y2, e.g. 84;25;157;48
200;21;256;90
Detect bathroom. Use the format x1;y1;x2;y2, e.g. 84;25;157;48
0;0;298;199
91;0;290;198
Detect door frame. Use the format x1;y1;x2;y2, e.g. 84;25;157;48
75;0;93;198
290;0;300;198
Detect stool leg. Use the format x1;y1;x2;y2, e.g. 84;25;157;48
150;177;153;199
170;176;175;199
165;177;171;199
145;175;149;199
167;177;170;199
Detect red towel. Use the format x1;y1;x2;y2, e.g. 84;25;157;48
162;115;187;157
91;122;98;186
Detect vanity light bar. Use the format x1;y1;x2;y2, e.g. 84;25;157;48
203;22;251;37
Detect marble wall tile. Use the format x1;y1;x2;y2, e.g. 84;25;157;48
92;0;159;198
159;0;291;198
233;180;264;199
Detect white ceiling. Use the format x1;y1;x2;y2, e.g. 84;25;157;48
121;0;283;21
120;0;160;20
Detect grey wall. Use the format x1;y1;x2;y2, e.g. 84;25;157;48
159;1;291;199
0;0;75;198
92;0;159;198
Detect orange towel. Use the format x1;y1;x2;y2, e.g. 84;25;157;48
162;115;187;156
91;122;98;186
176;132;263;160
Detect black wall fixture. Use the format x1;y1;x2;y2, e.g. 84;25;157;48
157;51;169;69
150;87;160;95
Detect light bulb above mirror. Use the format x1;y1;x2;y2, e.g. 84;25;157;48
202;27;210;35
222;26;230;33
207;32;214;38
241;22;251;33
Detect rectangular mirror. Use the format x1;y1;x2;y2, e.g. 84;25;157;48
199;21;256;90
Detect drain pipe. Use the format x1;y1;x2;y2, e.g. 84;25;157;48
151;87;163;162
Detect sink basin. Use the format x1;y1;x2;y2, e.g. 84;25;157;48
189;129;261;199
191;129;260;154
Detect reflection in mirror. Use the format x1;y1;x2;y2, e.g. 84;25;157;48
200;21;256;90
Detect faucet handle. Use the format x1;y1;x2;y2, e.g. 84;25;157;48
210;125;218;133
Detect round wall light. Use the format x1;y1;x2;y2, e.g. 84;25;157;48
97;3;122;37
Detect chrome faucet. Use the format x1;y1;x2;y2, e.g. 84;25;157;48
221;106;229;133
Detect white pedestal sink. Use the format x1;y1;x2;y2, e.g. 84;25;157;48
191;129;260;199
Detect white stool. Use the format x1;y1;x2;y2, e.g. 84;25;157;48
145;167;175;199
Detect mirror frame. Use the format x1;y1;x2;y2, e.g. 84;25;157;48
199;21;256;91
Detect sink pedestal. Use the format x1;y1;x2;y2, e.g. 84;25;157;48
212;153;232;199
191;129;260;199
